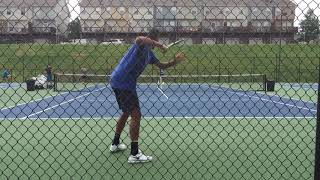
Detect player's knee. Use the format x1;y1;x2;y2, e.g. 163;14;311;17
131;108;141;120
121;112;130;119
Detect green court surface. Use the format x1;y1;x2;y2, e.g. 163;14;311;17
0;117;315;180
0;82;317;180
0;43;318;179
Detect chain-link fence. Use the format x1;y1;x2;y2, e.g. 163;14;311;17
0;0;320;179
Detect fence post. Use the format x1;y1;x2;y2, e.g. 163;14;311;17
314;58;320;180
298;57;301;83
275;54;278;82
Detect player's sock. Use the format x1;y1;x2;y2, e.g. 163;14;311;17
112;133;120;145
131;142;139;155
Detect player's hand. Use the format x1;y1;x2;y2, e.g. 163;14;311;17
160;44;168;53
174;52;186;63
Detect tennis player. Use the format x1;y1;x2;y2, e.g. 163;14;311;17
2;67;10;82
110;28;186;163
45;65;53;88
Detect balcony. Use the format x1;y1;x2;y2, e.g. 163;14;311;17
154;26;201;33
32;27;56;33
82;27;104;33
271;26;298;33
202;26;298;33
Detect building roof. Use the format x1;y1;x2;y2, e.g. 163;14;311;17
80;0;297;7
0;0;60;7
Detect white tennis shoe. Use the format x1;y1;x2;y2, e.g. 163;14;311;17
109;143;127;152
128;150;152;163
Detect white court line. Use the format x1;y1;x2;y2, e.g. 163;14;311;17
255;91;316;105
206;83;316;105
157;87;169;99
1;84;101;111
213;86;317;112
78;97;254;103
0;116;315;121
21;87;106;119
0;91;70;111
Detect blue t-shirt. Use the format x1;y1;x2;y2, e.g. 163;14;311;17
110;43;159;91
2;69;9;78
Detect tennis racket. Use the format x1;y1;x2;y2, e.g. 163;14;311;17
167;39;184;49
157;69;168;99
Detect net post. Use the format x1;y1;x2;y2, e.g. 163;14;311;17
314;58;320;180
263;74;267;92
53;73;57;92
10;68;13;83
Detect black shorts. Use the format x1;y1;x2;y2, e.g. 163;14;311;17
113;88;140;113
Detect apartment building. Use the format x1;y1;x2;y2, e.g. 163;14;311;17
202;0;297;43
0;0;70;40
80;0;203;33
79;0;153;33
79;0;297;44
153;0;202;32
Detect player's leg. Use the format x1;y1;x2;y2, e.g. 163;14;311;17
115;112;129;136
110;89;129;152
112;112;129;143
128;94;152;163
129;107;141;155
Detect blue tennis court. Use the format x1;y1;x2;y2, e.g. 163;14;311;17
0;83;316;119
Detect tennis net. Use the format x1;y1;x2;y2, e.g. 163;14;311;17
53;73;267;92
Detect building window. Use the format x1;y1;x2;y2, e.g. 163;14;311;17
21;8;26;15
171;7;177;14
263;21;270;27
191;8;197;15
263;8;271;17
119;7;125;14
7;10;11;15
225;9;231;15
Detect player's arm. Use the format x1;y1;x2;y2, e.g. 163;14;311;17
136;36;167;52
155;52;186;69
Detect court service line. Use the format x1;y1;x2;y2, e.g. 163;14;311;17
21;87;106;119
215;86;317;112
255;91;316;105
213;84;316;105
1;84;100;112
0;91;70;111
156;87;169;99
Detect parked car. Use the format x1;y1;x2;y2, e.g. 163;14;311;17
101;39;126;45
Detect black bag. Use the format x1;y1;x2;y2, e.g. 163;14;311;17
26;80;36;91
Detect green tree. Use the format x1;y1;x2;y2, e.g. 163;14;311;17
299;9;320;42
68;18;81;39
